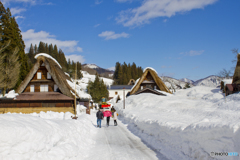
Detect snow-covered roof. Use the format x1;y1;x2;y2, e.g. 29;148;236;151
222;79;232;85
35;53;62;69
3;90;18;99
143;67;158;75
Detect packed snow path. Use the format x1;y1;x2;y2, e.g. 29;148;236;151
86;111;158;160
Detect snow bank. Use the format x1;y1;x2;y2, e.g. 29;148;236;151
4;90;18;98
0;112;97;159
115;86;240;160
35;53;62;69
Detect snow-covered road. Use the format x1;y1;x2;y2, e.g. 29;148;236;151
86;111;158;160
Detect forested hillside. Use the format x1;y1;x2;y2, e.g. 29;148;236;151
113;62;143;85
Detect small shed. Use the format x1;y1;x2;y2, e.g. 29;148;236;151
107;85;133;99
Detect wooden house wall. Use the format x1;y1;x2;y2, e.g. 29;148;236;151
23;64;57;93
32;65;53;80
0;100;74;114
139;72;159;91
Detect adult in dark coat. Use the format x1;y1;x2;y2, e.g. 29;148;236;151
96;109;104;128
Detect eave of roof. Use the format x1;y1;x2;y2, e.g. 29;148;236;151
15;92;74;101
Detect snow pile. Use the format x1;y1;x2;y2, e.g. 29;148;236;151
115;86;240;160
35;53;62;69
4;90;18;99
67;79;91;99
0;112;97;160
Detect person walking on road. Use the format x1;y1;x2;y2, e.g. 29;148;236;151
103;110;112;127
96;109;104;128
113;110;118;126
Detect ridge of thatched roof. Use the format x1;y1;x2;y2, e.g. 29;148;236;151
130;68;172;95
128;79;136;85
232;54;240;85
16;55;87;99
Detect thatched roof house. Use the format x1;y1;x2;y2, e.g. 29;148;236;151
225;53;240;96
128;79;135;85
130;67;172;96
0;53;90;114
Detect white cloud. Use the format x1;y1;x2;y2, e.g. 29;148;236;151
22;29;83;53
2;0;37;5
65;54;85;63
98;31;129;40
95;0;103;5
116;0;218;27
180;50;204;56
94;24;100;28
10;7;26;15
15;16;25;19
115;0;133;3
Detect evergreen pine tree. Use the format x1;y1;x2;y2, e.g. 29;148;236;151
48;44;53;56
0;3;29;89
52;45;59;61
45;43;49;54
118;66;123;85
28;43;35;64
38;41;45;53
34;44;38;55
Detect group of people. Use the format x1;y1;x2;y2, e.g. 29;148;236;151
96;106;118;128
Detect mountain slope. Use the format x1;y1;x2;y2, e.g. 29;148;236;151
193;75;223;87
81;64;114;78
179;78;194;84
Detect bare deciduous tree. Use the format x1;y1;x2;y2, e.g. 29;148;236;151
0;44;21;96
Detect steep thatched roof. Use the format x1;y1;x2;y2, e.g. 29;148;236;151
128;79;136;85
232;54;240;85
16;54;88;100
130;68;172;95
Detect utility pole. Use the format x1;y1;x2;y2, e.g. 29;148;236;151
123;87;125;109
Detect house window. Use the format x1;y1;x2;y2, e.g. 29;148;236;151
154;86;156;90
141;86;143;90
37;72;41;79
54;84;58;92
47;72;51;79
30;85;34;92
40;85;48;92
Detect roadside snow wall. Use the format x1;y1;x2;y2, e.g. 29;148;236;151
115;86;240;160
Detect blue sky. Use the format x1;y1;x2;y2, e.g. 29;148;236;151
3;0;240;80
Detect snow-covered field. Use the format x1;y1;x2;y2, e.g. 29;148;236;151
115;86;240;160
